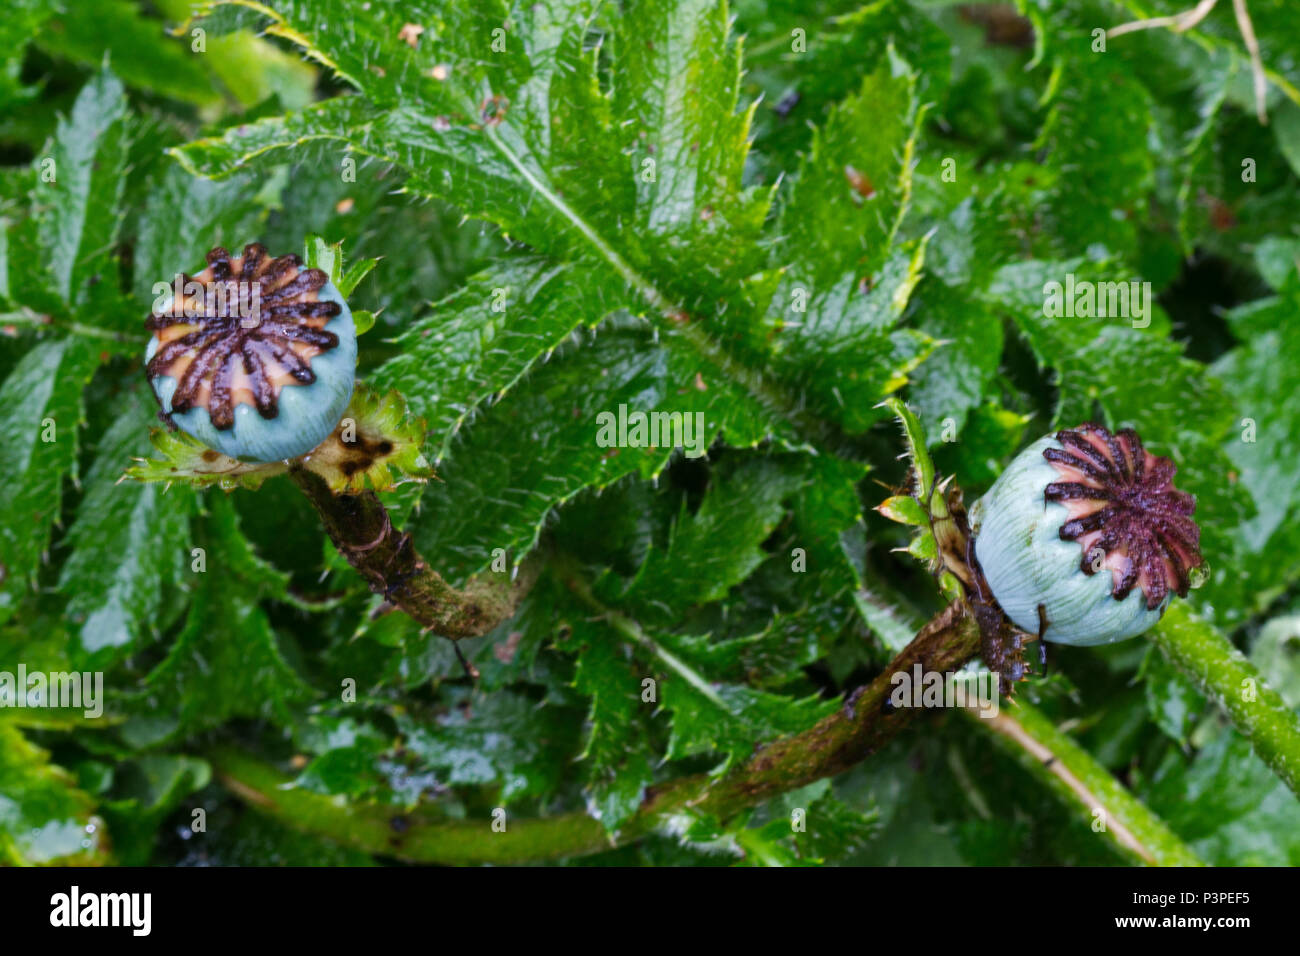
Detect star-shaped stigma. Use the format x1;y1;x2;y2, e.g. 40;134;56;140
146;244;341;429
1042;423;1203;610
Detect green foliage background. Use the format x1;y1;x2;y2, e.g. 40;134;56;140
1;0;1298;866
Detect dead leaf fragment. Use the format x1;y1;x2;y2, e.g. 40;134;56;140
399;23;424;47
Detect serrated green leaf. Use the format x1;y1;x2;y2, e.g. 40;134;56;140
58;388;196;670
611;0;771;288
1036;54;1154;258
36;67;131;312
740;0;950;180
131;495;310;742
186;0;518;108
158;0;319;109
906;278;1004;445
409;323;779;584
1212;303;1300;609
467;570;571;689
396;688;580;804
770;242;936;434
780;60;920;287
881;394;934;499
36;0;219;107
168;94;367;178
620;457;804;620
0;723;110;865
0;338;99;621
759;780;880;864
663;680;835;769
558;615;657;832
373;258;631;460
986;257;1171;360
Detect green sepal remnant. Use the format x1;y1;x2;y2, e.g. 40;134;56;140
875;397;966;602
124;425;288;491
298;384;431;494
303;234;379;300
303;234;378;335
125;383;430;494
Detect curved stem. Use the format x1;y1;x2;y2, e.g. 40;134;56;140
854;588;1203;866
210;744;618;864
214;583;1210;865
977;700;1202;865
1153;602;1300;798
289;466;537;639
212;600;982;863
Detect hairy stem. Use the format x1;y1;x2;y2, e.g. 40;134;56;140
212;534;1208;867
289;466;536;639
1153;602;1300;799
209;744;617;864
212;599;982;863
853;587;1202;866
975;701;1202;865
215;583;1206;865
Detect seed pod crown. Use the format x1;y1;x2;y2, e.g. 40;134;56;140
145;243;357;463
969;422;1204;648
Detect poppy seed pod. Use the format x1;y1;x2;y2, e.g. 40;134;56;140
145;244;357;463
968;423;1204;646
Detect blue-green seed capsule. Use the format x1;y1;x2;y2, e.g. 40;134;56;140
969;423;1204;646
145;244;356;463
